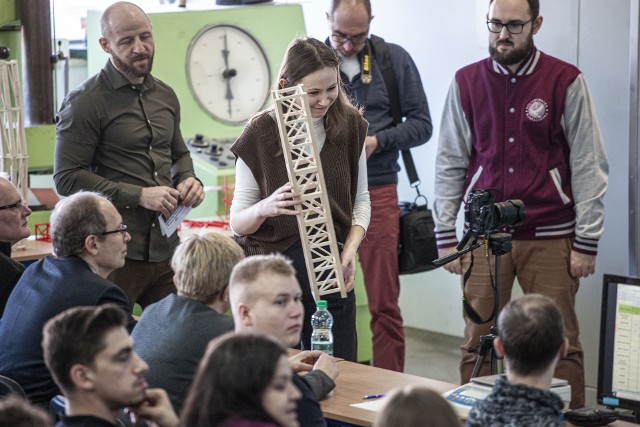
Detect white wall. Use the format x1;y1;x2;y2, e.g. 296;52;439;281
300;0;631;388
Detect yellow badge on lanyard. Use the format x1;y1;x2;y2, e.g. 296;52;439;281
361;45;372;84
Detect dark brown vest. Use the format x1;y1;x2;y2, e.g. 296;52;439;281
231;110;367;255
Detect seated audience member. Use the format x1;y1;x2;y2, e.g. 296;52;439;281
0;395;52;427
373;386;459;427
132;232;245;413
229;254;339;427
0;173;32;318
0;191;135;407
181;333;301;427
466;294;568;427
42;304;178;427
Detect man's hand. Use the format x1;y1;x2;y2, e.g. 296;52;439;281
140;186;180;218
438;247;464;275
289;350;325;373
570;250;596;278
312;353;339;381
129;388;178;427
176;177;204;208
364;135;378;159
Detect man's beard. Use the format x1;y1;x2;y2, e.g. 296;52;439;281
112;52;153;80
489;32;533;66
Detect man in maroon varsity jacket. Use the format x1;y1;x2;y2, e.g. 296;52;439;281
433;0;608;409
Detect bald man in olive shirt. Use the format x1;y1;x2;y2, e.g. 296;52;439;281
54;1;204;310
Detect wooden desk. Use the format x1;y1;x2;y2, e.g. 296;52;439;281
10;239;53;262
318;360;639;427
319;359;458;426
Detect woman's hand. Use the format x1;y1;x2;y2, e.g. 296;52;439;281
340;247;357;292
258;183;301;219
230;182;300;236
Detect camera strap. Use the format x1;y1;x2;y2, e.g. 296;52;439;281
368;35;421;191
461;243;499;324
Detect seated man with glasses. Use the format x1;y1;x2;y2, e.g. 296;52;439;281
0;172;32;318
0;191;135;408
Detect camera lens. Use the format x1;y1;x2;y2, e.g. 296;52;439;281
493;199;526;227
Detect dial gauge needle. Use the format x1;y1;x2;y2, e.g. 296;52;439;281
221;33;237;117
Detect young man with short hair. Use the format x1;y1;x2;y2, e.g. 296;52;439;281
229;254;339;427
466;294;568;426
43;304;178;427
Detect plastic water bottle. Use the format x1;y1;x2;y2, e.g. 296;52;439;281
310;300;333;356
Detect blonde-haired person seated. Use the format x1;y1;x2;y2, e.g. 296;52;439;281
131;232;245;413
373;386;460;427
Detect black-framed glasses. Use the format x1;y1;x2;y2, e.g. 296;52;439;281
331;31;368;45
487;18;534;34
99;224;128;237
0;200;25;211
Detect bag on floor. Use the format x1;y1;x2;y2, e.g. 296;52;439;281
398;195;439;275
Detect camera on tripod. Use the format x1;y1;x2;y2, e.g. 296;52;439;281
465;189;526;238
432;189;526;267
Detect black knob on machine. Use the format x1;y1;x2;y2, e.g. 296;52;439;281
190;134;209;148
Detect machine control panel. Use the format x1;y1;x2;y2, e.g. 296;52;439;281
186;134;236;169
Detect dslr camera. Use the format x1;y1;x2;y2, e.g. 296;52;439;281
465;189;526;237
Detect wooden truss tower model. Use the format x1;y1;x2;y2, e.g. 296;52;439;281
272;84;347;300
0;60;28;201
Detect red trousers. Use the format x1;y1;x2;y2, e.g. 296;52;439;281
358;184;405;372
459;238;585;408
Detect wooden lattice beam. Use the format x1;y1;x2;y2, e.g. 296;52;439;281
272;84;347;300
0;60;28;202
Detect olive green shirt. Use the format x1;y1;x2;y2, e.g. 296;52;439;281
54;61;196;262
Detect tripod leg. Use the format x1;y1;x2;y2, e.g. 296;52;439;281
470;351;486;379
469;334;494;379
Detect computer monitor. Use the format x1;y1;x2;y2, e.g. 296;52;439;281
598;274;640;422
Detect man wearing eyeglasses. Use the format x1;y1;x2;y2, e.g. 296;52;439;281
0;173;32;317
325;0;432;373
0;191;135;407
434;0;608;409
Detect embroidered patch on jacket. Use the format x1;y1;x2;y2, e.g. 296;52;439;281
525;98;548;122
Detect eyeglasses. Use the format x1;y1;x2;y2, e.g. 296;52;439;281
99;224;128;237
331;31;368;45
0;200;26;211
486;18;534;35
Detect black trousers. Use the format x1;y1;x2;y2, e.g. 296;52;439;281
283;240;357;361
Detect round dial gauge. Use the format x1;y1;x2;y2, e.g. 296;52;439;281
186;24;271;125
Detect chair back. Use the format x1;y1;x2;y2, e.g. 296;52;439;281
0;374;27;398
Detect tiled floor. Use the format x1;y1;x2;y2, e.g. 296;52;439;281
404;327;461;384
